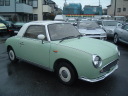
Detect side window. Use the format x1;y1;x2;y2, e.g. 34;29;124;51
123;25;128;31
24;25;47;40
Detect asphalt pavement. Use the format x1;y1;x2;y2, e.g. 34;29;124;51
0;38;128;96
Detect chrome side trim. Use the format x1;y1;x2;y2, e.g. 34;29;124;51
79;65;118;82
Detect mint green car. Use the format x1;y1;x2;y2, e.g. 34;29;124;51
6;21;120;85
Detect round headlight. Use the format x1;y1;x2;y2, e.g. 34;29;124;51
92;55;102;68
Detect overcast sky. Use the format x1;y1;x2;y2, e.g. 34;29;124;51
52;0;111;9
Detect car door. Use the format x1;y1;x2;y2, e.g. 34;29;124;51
19;25;50;68
121;24;128;42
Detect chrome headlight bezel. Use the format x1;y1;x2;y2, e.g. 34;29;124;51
92;55;102;68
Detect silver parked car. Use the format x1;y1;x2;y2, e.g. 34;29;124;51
77;21;107;40
98;20;118;38
114;23;128;44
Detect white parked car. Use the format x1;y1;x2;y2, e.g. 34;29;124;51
77;21;107;40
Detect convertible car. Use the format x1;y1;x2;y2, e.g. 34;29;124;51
6;21;120;85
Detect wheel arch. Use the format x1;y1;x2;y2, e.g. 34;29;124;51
7;45;13;52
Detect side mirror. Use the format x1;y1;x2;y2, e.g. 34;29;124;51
99;25;103;28
37;34;45;40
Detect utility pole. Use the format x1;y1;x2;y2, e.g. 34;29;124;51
99;0;101;6
114;0;117;16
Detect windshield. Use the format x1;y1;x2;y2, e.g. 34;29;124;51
78;21;100;29
103;21;118;26
48;23;80;41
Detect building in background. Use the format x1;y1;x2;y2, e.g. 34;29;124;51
83;5;102;15
0;0;33;21
63;3;82;15
0;0;59;22
107;0;128;16
43;0;59;20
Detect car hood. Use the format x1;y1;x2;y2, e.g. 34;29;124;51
78;28;105;34
103;26;116;31
58;37;117;60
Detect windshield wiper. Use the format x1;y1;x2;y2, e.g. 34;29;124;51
60;36;76;43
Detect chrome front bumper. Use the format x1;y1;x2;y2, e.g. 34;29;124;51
79;65;118;82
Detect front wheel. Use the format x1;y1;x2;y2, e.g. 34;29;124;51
56;62;77;85
8;47;18;62
114;34;119;44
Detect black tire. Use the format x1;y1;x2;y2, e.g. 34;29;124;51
8;47;18;62
114;34;119;44
55;62;77;85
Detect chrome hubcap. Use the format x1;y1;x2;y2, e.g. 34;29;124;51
59;67;71;82
61;70;68;78
9;50;14;60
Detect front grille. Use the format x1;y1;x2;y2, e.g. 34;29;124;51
100;60;118;73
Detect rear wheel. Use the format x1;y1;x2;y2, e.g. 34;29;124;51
55;62;77;85
8;47;18;62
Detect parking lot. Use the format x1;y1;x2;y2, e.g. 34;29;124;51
0;37;128;96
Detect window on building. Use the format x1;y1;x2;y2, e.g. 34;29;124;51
0;0;4;6
15;0;19;3
117;8;121;12
22;0;26;4
123;8;126;11
28;0;33;6
29;14;33;21
5;0;10;6
33;0;38;8
18;0;26;4
33;14;38;20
